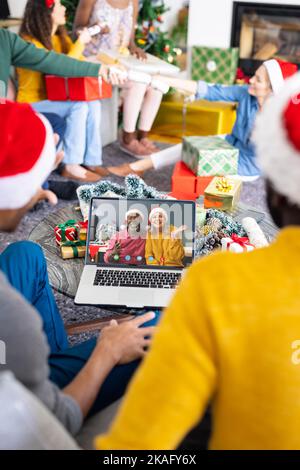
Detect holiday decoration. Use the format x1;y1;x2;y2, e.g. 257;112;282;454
242;217;269;248
194;209;247;258
77;175;166;220
54;220;79;246
135;0;179;63
182;136;239;177
78;221;88;242
221;235;254;253
204;177;242;211
191;46;239;85
171;161;213;200
45;76;112;102
60;240;86;260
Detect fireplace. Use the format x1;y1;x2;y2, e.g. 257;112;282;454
231;1;300;76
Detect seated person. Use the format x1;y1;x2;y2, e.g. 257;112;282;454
96;74;300;450
74;0;167;159
17;0;113;183
104;209;146;265
145;208;185;268
0;100;158;438
111;59;298;179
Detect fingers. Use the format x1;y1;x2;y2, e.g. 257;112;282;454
139;326;156;337
132;311;156;326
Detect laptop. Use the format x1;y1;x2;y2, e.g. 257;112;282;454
75;197;196;308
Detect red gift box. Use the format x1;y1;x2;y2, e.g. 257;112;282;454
45;76;112;101
171;162;213;200
54;220;79;246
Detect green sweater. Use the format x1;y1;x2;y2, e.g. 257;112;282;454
0;28;100;97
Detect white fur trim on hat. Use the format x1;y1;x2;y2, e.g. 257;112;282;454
0;114;56;209
263;59;284;94
253;71;300;207
149;207;168;221
125;209;145;221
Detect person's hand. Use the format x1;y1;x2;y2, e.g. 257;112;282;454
171;225;188;240
78;28;92;45
99;64;128;86
111;241;121;256
99;24;110;35
97;311;156;365
129;43;147;61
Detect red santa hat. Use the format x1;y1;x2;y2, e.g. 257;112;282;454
254;72;300;206
263;59;298;94
0;101;56;209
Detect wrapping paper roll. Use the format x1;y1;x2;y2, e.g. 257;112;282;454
242;217;269;248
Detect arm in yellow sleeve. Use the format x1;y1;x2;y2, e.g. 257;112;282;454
96;260;218;450
145;236;159;265
166;237;185;266
65;37;85;60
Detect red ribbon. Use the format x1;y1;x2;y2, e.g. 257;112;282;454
78;220;88;229
227;234;251;250
45;0;55;8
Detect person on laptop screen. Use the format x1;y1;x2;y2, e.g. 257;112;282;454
145;208;186;268
104;209;146;265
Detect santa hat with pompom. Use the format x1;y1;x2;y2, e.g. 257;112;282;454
254;72;300;207
0;100;56;209
263;59;298;94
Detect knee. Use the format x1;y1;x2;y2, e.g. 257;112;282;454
88;101;102;119
1;241;44;265
70;101;89;116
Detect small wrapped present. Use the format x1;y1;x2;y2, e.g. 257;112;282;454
171;161;213;200
204;176;242;211
45;76;112;101
191;46;239;85
78;221;88;242
182;136;239;176
221;234;254;253
60;241;86;260
54;219;79;246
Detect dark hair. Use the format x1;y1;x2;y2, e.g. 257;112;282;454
20;0;69;53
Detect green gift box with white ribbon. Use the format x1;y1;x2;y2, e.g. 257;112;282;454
182;136;239;176
191;46;239;85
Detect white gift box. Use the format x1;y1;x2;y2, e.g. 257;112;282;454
221;237;254;253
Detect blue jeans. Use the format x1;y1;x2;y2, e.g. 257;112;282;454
40;112;66;189
0;241;160;414
32;100;102;166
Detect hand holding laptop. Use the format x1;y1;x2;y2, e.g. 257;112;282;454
98;312;156;365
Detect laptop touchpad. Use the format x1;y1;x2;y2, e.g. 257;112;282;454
119;290;154;308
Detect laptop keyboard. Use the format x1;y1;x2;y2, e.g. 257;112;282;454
93;269;182;289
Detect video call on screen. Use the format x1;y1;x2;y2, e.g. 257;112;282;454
88;199;195;269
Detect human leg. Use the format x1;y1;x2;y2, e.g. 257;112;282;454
0;241;68;353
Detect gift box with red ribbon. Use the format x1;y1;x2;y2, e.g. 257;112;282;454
221;234;254;253
45;76;112;101
54;219;79;246
171;162;213;201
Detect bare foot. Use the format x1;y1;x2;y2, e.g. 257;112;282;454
107;163;144;178
83;165;110;177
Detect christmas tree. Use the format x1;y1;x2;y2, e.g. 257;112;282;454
136;0;179;63
61;0;79;31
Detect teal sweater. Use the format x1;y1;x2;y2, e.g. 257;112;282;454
0;28;100;97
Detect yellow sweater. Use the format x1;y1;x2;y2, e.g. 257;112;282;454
145;225;185;267
96;227;300;450
17;35;85;103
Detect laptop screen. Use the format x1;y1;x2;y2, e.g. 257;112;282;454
87;198;196;270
